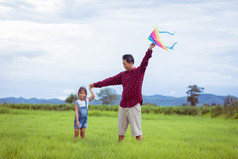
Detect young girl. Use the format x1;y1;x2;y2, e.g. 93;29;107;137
74;85;95;139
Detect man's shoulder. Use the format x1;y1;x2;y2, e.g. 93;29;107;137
120;67;140;75
132;67;140;73
118;70;126;75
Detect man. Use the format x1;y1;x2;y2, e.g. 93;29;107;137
89;43;155;142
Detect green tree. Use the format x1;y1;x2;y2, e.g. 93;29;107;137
97;88;119;105
65;94;78;104
224;95;237;107
186;85;204;106
224;95;238;112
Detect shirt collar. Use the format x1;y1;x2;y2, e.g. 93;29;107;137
127;67;136;73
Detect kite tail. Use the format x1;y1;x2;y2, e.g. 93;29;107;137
159;31;175;35
166;42;177;50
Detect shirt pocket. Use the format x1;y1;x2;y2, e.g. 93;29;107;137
134;104;141;113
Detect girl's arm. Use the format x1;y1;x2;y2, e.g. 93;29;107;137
75;103;79;126
88;86;95;102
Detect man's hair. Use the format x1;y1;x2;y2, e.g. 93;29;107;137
78;86;87;95
122;54;134;64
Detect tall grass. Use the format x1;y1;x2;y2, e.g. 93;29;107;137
1;102;238;119
0;108;237;159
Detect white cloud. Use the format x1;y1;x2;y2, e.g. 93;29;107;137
170;90;176;95
0;0;238;99
62;89;75;95
28;0;62;13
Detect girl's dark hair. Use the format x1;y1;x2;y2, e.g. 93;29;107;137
78;87;87;95
122;54;134;64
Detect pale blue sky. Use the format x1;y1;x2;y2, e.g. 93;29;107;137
0;0;237;99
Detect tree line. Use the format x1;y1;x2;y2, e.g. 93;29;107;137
1;103;237;119
65;84;237;107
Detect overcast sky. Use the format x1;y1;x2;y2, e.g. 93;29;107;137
0;0;237;99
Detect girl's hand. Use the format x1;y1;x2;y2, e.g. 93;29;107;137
89;84;94;89
76;121;80;127
89;84;96;102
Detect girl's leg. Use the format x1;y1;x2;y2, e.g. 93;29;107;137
80;128;86;139
74;129;79;139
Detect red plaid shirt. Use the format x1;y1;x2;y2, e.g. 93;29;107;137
94;49;153;108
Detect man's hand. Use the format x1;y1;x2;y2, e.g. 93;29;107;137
89;83;94;89
149;43;155;50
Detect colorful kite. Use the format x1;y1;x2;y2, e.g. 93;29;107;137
148;26;177;51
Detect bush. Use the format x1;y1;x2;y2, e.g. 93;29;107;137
231;113;238;119
175;106;199;116
202;103;210;107
163;107;174;115
0;103;74;111
1;103;237;119
0;107;10;114
142;106;156;114
211;105;223;118
174;107;186;115
224;101;238;118
153;107;160;114
201;106;210;115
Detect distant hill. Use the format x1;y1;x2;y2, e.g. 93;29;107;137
0;97;65;105
1;94;237;106
93;94;235;106
144;93;231;106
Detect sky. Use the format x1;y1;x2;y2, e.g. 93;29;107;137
0;0;238;99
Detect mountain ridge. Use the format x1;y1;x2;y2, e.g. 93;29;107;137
1;93;237;106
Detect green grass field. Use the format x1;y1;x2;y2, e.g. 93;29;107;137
0;108;238;159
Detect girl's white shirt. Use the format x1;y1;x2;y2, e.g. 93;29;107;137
75;97;89;108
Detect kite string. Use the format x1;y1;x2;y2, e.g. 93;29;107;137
159;31;175;35
159;31;177;50
166;42;177;50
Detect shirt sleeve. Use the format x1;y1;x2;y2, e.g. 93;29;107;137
94;72;122;88
75;100;79;107
138;49;153;74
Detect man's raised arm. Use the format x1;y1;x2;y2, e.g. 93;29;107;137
139;43;155;73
